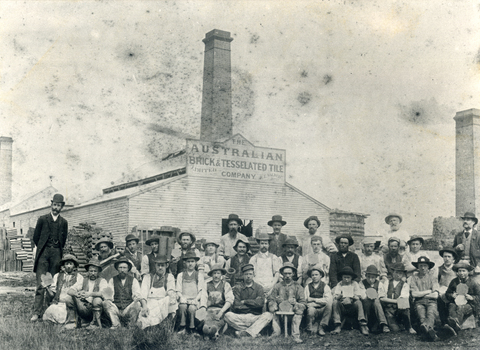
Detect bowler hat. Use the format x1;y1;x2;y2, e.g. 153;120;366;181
279;261;297;275
208;263;227;277
84;258;103;272
304;216;321;228
335;234;354;246
125;234;140;244
268;215;287;227
202;240;219;251
385;213;402;224
461;212;478;225
307;263;325;278
95;237;114;250
182;250;200;261
241;264;254;273
407;235;424;245
51;193;65;204
453;261;474;272
227;213;243;226
177;231;196;245
337;266;357;280
152;255;169;264
114;257;133;271
233;239;250;252
145;236;159;246
282;237;299;248
390;262;407;272
365;265;380;276
412;256;435;270
439;247;458;261
60;254;79;267
256;232;272;242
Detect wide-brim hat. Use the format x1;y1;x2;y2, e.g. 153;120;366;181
125;234;140;244
337;266;357;280
453;261;474;272
146;236;160;246
256;232;272;242
282;237;299;248
407;235;424;245
391;262;407;272
202;240;219;250
363;236;381;249
152;255;169;264
307;263;325;278
60;254;79;267
95;237;114;250
335;234;354;246
461;212;478;225
304;216;321;228
51;193;65;205
208;263;227;277
412;256;435;269
279;262;297;275
85;258;103;272
268;215;287;227
365;265;380;276
114;257;133;271
439;247;458;260
233;238;250;252
385;213;403;224
227;213;243;226
182;250;200;261
177;231;196;245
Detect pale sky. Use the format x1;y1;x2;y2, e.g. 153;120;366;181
1;0;480;235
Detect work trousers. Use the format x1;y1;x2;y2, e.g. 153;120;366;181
414;298;437;329
178;303;197;328
272;314;302;338
34;247;62;315
448;303;474;325
224;312;273;337
332;299;366;325
362;298;388;326
67;296;103;322
437;295;449;325
103;300;141;327
306;302;333;331
383;304;412;332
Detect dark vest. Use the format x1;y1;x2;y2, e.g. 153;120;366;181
361;279;380;291
230;254;250;284
150;273;168;290
47;219;61;248
207;280;226;308
147;253;157;275
113;275;134;310
53;272;78;303
308;281;326;299
81;277;102;292
387;280;404;299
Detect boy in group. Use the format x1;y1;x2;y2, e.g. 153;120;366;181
409;256;440;341
42;254;83;326
437;247;458;328
138;255;177;330
225;239;250;286
359;237;387;281
360;265;390;333
176;251;205;334
200;263;234;339
224;264;273;338
66;258;107;329
302;236;330;286
268;262;306;343
331;266;368;335
279;237;304;284
200;240;225;282
384;238;403;278
304;263;332;336
379;263;416;334
403;236;432;278
444;261;480;336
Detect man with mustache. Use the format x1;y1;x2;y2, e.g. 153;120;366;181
225;238;250;286
42;254;83;326
329;234;361;288
31;194;69;322
267;215;288;256
453;212;480;267
279;237;304;284
359;237;387;280
171;231;201;277
299;216;337;257
103;257;147;328
380;214;409;255
219;214;248;260
95;237;119;281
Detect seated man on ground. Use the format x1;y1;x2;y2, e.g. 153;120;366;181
43;254;83;326
103;257;147;329
360;265;390;333
66;258;107;329
331;266;369;335
224;264;273;338
304;263;332;336
138;255;177;330
268;262;306;344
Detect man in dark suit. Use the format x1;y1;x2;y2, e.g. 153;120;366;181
453;212;480;267
267;215;288;256
31;193;68;321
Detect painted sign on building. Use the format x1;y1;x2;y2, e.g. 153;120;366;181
186;134;286;183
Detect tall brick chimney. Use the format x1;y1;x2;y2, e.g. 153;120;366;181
200;29;233;141
0;136;13;206
454;109;480;216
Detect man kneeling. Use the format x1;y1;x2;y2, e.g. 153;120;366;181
66;258;107;329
